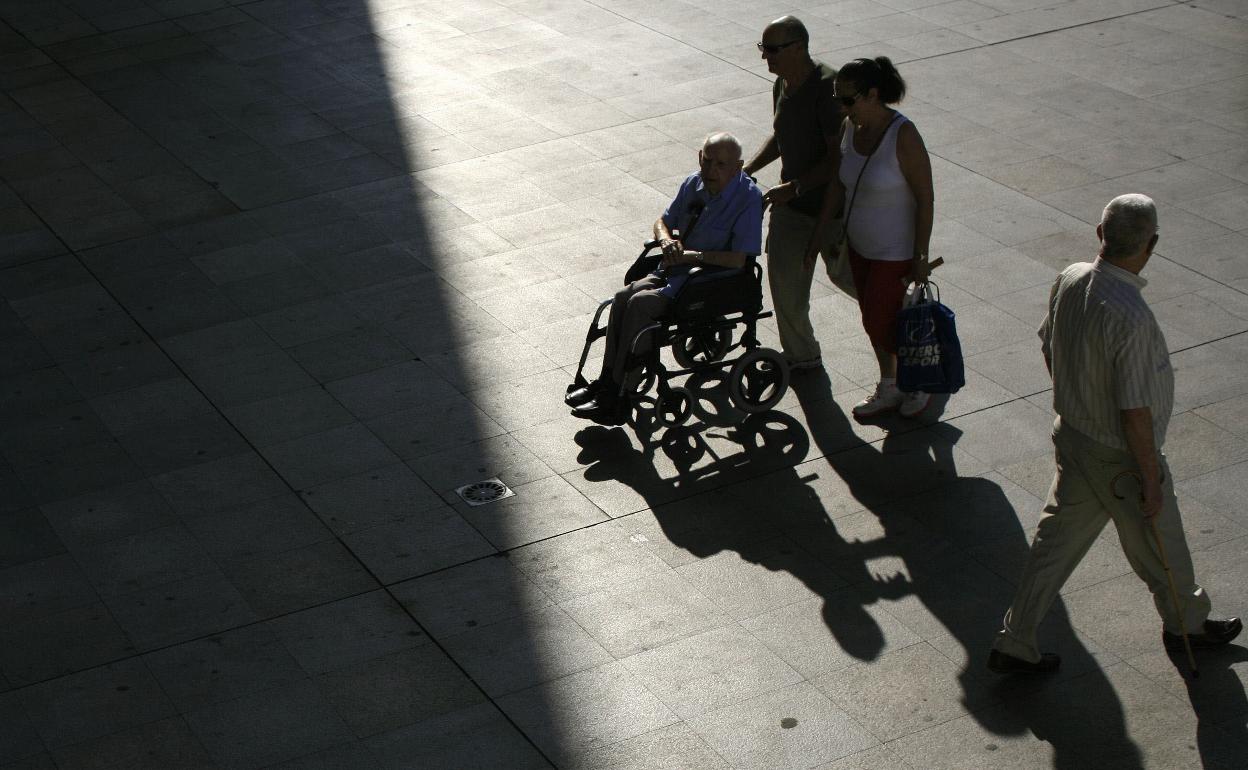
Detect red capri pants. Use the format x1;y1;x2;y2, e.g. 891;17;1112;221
849;248;911;354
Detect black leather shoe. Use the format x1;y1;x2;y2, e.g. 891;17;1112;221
565;380;603;407
1164;617;1242;650
571;398;627;426
987;649;1061;675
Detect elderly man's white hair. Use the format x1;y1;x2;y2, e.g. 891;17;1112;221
1101;193;1158;260
703;131;742;158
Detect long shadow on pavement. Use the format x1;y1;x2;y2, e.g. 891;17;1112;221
796;374;1145;768
578;369;1145;767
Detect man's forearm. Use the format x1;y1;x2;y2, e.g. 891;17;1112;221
744;135;779;176
1122;406;1161;484
654;217;673;242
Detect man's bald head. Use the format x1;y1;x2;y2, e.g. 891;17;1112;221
764;15;809;45
703;131;742;160
1100;193;1158;261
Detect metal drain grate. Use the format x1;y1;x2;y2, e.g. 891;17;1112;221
455;478;515;507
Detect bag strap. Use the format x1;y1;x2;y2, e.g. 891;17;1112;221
903;280;941;308
677;201;706;245
843;113;902;230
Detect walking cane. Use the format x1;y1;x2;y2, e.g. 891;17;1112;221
1111;469;1199;678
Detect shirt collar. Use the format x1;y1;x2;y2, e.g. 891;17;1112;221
1093;257;1148;289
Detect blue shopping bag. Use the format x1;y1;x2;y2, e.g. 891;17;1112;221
896;282;964;394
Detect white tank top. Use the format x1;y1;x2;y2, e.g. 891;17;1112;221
839;114;915;262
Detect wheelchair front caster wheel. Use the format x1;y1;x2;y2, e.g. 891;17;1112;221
673;327;732;368
627;369;657;397
728;348;789;414
655;386;693;428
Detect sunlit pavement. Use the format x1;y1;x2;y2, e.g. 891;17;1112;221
0;0;1246;767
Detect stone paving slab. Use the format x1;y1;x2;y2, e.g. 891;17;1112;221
0;0;1246;767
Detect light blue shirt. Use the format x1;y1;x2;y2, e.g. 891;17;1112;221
658;171;762;296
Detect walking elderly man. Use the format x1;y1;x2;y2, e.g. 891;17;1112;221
989;194;1240;674
566;132;762;425
742;15;844;371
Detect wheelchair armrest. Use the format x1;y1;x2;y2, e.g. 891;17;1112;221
624;252;662;284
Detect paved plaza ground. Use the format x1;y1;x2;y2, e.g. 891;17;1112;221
1;0;1247;767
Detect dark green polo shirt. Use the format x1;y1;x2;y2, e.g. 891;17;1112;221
772;61;842;217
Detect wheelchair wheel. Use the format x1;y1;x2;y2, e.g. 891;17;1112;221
727;348;789;414
626;369;656;397
672;327;732;369
655;386;693;428
660;425;705;466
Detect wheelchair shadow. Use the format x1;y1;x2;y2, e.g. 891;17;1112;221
575;405;892;665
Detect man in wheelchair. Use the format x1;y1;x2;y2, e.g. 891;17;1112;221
566;131;764;425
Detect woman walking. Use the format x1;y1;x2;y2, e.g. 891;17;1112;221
807;57;936;418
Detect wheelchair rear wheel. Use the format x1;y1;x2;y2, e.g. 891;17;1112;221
672;327;732;368
727;348;789;413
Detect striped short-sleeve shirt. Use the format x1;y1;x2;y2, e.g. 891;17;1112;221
1040;258;1174;450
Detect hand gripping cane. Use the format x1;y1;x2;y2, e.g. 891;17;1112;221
1111;469;1199;678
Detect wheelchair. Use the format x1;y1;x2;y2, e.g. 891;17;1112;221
566;240;791;428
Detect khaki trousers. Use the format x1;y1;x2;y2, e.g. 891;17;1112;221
765;204;846;365
993;417;1211;663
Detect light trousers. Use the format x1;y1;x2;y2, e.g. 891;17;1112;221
993;417;1211;663
765;204;845;365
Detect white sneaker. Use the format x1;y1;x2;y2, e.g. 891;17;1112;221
852;382;903;419
899;389;931;418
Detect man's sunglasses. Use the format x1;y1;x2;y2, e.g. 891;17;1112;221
756;40;800;54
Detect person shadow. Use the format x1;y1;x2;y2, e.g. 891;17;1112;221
792;370;1152;768
1172;644;1248;768
575;365;1148;768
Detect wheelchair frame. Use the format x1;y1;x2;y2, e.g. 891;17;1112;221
567;240;791;427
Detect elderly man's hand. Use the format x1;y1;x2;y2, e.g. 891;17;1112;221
661;250;690;268
659;237;683;261
762;181;797;208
